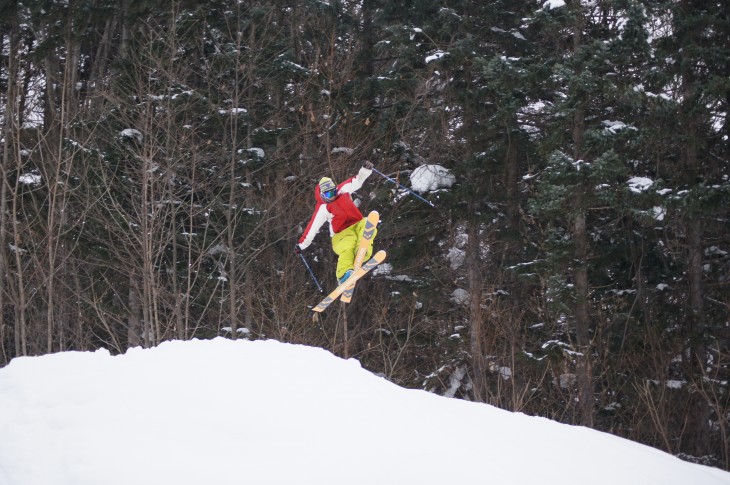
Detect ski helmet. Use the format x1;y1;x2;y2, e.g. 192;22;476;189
319;177;337;202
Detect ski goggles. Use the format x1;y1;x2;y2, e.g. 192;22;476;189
322;189;337;200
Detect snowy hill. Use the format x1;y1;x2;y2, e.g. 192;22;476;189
0;338;728;485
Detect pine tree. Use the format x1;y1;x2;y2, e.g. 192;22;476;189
526;0;656;427
639;0;730;461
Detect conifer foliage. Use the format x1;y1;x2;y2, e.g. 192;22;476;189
0;0;728;469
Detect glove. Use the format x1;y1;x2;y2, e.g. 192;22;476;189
294;244;301;255
364;160;374;169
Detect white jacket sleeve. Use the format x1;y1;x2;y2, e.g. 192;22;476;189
338;166;372;195
298;204;331;250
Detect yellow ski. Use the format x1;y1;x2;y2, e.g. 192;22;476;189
341;211;379;303
312;250;386;313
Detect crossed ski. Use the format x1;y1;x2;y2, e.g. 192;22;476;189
311;211;383;313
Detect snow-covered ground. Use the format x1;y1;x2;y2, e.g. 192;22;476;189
0;338;728;485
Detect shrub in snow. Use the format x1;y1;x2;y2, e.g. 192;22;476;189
627;177;653;193
18;172;42;186
410;164;456;194
450;288;469;305
119;128;143;143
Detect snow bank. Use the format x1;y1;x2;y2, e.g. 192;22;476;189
0;338;727;485
410;164;455;193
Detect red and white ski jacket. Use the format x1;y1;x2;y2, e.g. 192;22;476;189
297;167;372;250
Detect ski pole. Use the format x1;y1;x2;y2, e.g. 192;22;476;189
297;251;323;293
371;167;436;208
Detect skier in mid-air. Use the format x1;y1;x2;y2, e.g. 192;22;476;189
295;162;376;285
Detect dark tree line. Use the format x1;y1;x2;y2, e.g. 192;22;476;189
1;0;728;469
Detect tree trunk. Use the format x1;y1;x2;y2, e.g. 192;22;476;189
571;101;594;427
573;208;594;427
127;280;142;348
466;213;487;402
570;5;594;427
679;2;711;453
1;18;20;363
505;127;520;237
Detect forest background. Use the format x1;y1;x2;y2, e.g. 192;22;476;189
0;0;728;470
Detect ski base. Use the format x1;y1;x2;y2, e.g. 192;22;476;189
312;250;386;313
341;211;379;304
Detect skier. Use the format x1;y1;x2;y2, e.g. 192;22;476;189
295;162;377;285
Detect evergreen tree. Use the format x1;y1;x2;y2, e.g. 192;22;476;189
526;0;654;427
0;0;727;469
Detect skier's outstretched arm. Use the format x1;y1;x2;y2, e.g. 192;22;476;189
298;204;328;250
339;164;373;195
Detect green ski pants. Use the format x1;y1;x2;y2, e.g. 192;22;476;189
331;218;377;280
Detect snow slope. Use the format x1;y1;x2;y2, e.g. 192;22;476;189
0;338;728;485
